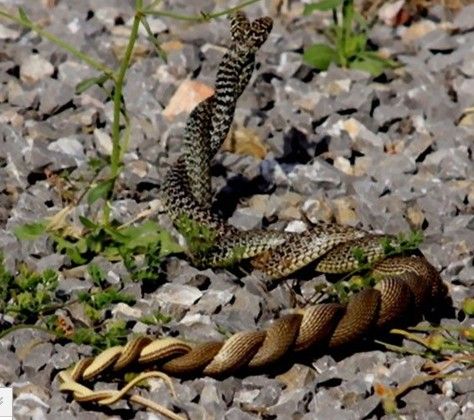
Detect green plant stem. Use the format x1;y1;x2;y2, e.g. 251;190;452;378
0;9;114;78
110;5;141;178
103;1;142;224
145;0;261;21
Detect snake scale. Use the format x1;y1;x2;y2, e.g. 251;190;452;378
59;12;447;416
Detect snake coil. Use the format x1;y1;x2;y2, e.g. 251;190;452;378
59;12;446;416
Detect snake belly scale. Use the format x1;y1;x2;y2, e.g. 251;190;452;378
59;11;447;414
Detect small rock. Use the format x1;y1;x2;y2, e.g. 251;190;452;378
47;136;86;166
13;392;49;420
57;61;96;88
453;378;474;394
285;220;307;233
111;302;143;319
333;156;353;176
277;52;303;79
276;364;316;390
93;128;113;155
453;4;474;31
0;352;20;383
406;205;425;229
290;159;342;194
163;80;214;120
332;197;359;226
302;197;333;223
39;79;74;115
378;0;405;26
325;79;351;96
195;289;234;314
20;54;54;84
0;22;20;40
127;160;149;178
50;343;79;370
223;126;268;159
138;16;167;35
267;388;309;417
225;407;256;420
402;388;432;409
7;80;37;108
336;118;382;152
154;284;202;307
373;104;410;126
401;20;437;43
229;207;264;230
21;342;54;372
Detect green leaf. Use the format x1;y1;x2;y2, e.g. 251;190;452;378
351;246;367;265
18;7;32;25
88;157;108;171
75;237;89;254
341;0;355;33
380;236;396;255
350;51;399;76
349;55;388;76
463;298;474;316
79;216;98;230
75;74;110;94
344;33;366;58
363;51;399;68
303;0;343;15
88;264;106;286
303;43;339;70
118;221;162;250
14;222;47;240
158;230;183;257
53;235;87;264
88;178;115;205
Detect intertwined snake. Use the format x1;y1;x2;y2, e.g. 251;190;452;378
59;12;447;416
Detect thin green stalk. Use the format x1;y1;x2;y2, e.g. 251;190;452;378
341;0;354;62
0;9;114;78
110;4;141;178
103;1;142;224
146;0;163;11
145;0;261;21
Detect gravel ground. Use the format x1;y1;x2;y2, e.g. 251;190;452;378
0;0;473;419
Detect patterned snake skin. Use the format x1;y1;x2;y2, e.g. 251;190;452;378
59;12;447;414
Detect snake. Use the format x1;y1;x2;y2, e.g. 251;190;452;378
59;12;447;416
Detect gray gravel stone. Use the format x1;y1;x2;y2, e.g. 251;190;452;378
453;378;474;395
453;5;474;30
47;136;86;166
20;54;54;84
21;342;54;374
38;79;74;115
228;207;264;230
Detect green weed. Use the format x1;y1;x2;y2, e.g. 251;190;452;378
303;0;398;76
139;310;172;326
0;254;140;351
78;287;136;323
69;320;129;350
0;255;59;323
176;214;218;256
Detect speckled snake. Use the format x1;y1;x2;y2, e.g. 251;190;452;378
59;12;446;416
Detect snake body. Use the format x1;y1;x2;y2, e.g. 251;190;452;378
59;12;446;414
